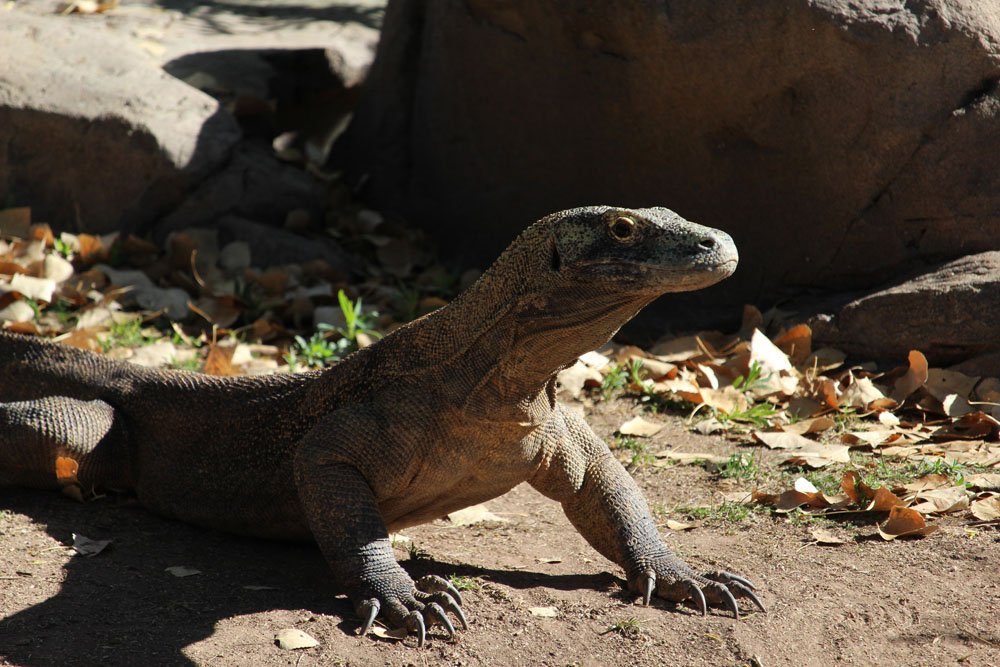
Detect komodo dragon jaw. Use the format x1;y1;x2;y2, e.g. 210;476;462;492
0;205;764;649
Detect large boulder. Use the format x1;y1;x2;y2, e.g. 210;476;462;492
341;0;1000;307
0;1;382;249
0;11;241;235
809;252;1000;368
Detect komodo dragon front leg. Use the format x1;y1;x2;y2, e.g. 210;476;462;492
530;405;765;617
293;409;468;647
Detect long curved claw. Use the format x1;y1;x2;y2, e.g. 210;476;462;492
424;603;457;639
641;571;655;606
443;581;464;608
357;598;380;637
730;581;767;613
716;584;740;620
680;578;708;616
405;611;426;648
438;594;469;630
705;570;756;591
416;574;465;607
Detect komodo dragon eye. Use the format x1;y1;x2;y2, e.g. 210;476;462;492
608;216;637;242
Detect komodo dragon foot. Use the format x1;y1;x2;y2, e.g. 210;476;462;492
629;558;766;619
355;574;468;647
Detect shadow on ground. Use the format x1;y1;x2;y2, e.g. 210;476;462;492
0;488;625;666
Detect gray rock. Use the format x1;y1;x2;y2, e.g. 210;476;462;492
341;0;1000;307
0;11;241;234
152;144;325;239
1;1;382;244
212;216;361;277
809;251;1000;365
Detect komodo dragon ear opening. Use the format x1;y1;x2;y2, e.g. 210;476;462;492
549;236;562;272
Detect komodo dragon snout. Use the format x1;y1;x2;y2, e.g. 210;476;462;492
0;205;763;649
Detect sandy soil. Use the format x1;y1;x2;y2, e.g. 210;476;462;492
1;404;998;667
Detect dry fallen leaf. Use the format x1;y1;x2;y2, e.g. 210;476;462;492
841;430;893;447
781;416;835;436
964;474;1000;492
690;385;748;414
447;504;507;526
665;519;700;531
842;377;886;410
165;566;201;577
7;273;56;302
865;486;908;512
275;628;320;649
909;486;969;515
654;450;730;466
809;527;853;545
369;626;408;641
71;533;112;557
969;494;1000;521
891;350;929;403
878;506;939;540
773;323;812;366
753;430;817;450
748;328;793;376
618;416;663;437
556;360;603;399
203;344;237;376
528;606;559;617
900;474;952;493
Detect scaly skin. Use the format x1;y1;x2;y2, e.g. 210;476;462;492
0;206;764;645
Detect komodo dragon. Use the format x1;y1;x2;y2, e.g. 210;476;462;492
0;205;764;645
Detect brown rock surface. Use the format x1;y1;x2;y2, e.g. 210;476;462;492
809;251;1000;366
342;0;1000;305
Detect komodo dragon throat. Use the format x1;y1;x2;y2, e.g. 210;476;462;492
0;206;763;645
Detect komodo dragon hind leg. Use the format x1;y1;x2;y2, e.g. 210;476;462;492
0;396;132;492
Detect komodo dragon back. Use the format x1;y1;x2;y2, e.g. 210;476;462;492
0;205;763;647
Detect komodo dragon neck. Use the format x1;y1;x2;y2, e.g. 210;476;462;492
309;209;707;423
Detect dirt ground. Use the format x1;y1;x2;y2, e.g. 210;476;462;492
0;399;997;667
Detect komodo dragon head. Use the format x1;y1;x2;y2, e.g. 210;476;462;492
543;205;738;294
449;206;739;399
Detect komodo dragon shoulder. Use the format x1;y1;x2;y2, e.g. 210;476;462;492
0;205;764;645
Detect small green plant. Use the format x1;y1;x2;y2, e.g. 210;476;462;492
677;501;755;523
803;470;841;496
612;435;654;469
719;451;759;482
407;542;430;562
717;402;779;428
170;356;203;373
733;360;771;393
448;575;482;592
602;617;644;639
286;329;340;370
330;289;382;344
600;363;628;400
284;291;383;370
626;359;645;385
53;238;75;260
43;299;78;326
99;318;157;352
